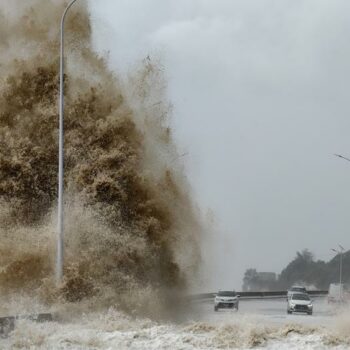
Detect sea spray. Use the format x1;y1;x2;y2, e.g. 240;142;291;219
0;0;201;317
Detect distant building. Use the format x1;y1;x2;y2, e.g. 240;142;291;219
257;272;276;282
242;269;277;291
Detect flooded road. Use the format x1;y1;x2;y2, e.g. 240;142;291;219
2;297;349;349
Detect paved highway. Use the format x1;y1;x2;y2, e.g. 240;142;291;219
193;297;337;327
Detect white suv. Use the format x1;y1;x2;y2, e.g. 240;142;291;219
287;293;313;315
214;291;239;311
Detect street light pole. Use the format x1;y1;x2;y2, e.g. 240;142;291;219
333;156;349;299
57;0;79;284
331;245;345;301
340;249;343;288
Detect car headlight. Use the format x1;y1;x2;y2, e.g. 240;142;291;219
308;303;313;308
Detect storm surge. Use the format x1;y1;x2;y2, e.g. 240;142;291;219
0;0;200;317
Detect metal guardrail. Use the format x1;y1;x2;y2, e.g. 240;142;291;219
189;290;328;301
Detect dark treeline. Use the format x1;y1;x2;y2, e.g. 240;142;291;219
242;249;350;291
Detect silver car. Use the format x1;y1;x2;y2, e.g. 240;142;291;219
214;291;239;311
287;293;313;315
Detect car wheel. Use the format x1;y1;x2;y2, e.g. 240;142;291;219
287;310;292;314
214;306;218;312
235;304;239;311
308;311;313;315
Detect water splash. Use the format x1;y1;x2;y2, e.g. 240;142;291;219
0;0;201;317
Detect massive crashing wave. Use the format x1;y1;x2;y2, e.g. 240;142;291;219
0;0;201;316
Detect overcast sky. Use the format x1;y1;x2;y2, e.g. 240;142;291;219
88;0;350;290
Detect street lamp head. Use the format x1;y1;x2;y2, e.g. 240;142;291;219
334;154;350;162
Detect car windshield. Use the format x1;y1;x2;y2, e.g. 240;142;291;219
291;287;306;292
292;293;310;301
217;291;236;297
